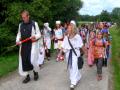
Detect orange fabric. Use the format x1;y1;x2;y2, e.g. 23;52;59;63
93;39;105;59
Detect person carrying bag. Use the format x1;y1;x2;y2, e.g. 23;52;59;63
68;37;84;69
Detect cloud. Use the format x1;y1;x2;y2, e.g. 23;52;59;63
79;0;120;15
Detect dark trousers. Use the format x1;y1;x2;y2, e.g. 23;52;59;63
45;49;50;57
95;58;103;75
103;58;107;67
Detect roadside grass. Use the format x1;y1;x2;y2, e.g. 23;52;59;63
0;53;18;77
110;26;120;90
0;41;55;78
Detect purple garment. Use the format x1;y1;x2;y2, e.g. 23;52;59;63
101;29;109;34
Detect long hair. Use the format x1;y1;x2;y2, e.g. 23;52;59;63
71;24;77;34
67;24;77;36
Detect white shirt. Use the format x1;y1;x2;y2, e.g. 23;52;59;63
54;28;63;39
62;34;83;57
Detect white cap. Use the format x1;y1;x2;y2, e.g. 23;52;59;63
70;20;76;26
56;21;61;24
44;22;49;27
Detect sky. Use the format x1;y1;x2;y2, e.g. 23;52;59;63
79;0;120;16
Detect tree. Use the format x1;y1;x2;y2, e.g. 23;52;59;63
50;0;83;22
0;0;52;54
111;8;120;26
99;10;111;22
0;0;83;54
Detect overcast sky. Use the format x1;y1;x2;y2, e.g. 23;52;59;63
79;0;120;16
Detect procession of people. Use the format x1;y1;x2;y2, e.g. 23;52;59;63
16;10;111;90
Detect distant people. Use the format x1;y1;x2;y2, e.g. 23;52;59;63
101;24;111;66
62;22;69;36
16;10;41;83
87;31;95;67
43;22;52;61
101;24;109;35
79;24;87;44
99;22;104;30
61;21;83;89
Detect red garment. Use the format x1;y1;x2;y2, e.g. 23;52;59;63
93;39;105;59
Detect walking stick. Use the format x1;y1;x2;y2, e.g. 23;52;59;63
1;37;32;56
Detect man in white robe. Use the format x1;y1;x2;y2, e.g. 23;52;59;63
16;10;41;83
38;36;45;68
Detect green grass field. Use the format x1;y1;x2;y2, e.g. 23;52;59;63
110;26;120;90
0;54;18;77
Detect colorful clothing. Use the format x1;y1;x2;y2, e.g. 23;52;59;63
93;39;105;59
87;31;95;65
87;39;94;65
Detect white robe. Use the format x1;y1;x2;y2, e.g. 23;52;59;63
62;34;83;85
38;37;45;65
43;27;51;49
16;22;41;76
38;46;45;65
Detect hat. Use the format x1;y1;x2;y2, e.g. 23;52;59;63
44;22;49;27
56;21;61;24
70;20;76;26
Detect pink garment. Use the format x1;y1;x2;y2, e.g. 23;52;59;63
87;39;94;65
87;32;95;66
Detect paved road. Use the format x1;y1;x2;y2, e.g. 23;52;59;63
0;56;109;90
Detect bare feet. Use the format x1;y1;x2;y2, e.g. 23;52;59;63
97;74;102;81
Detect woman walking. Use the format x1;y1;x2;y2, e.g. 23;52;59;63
93;32;106;81
61;21;83;90
87;31;95;67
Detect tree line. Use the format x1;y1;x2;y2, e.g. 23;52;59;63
79;8;120;26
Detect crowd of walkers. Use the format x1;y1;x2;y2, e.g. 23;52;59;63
16;10;111;90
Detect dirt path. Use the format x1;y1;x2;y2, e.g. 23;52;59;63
0;56;109;90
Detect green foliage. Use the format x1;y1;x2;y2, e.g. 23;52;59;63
50;0;82;22
99;10;111;22
79;10;111;22
0;0;83;54
0;25;16;53
111;8;120;27
0;54;18;77
110;26;120;90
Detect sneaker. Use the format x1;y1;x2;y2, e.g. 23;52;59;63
33;71;39;81
70;84;74;90
22;75;30;84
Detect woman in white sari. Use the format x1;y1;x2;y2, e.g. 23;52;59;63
61;21;83;90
